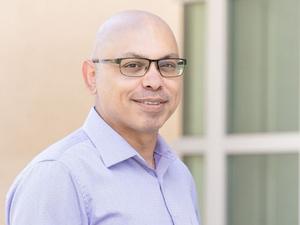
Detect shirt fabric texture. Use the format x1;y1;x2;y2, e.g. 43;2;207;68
6;107;200;225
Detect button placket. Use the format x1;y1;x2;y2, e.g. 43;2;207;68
156;175;175;225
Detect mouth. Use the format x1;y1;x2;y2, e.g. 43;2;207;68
132;98;168;112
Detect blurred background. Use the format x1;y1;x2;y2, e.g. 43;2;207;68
0;0;299;225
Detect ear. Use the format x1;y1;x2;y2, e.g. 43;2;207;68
82;60;97;94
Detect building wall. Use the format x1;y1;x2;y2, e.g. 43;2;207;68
0;1;184;223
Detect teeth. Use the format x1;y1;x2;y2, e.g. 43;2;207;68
143;101;160;105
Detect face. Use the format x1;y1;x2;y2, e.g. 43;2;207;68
83;18;182;138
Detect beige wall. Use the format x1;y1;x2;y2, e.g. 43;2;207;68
0;1;184;224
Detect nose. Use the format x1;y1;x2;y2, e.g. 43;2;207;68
141;62;164;90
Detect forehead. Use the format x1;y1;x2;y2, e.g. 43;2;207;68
114;29;178;58
94;15;178;59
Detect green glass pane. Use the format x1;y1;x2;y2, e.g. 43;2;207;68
227;153;298;225
183;155;204;215
183;3;205;135
228;0;300;133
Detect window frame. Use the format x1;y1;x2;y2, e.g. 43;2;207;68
175;1;300;225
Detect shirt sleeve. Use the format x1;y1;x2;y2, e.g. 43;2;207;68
6;160;89;225
190;174;201;225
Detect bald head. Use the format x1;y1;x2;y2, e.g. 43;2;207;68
91;10;178;59
82;10;183;140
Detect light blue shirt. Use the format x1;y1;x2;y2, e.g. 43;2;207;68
6;107;200;225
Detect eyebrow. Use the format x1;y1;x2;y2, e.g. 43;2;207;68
120;52;180;59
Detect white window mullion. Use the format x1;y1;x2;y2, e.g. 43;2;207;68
298;154;300;225
204;0;227;224
225;133;300;153
174;133;300;155
298;23;300;225
172;136;206;157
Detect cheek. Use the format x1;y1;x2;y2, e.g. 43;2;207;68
168;80;182;106
96;76;137;107
95;75;117;109
96;81;110;103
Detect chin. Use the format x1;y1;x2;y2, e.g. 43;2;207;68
132;114;169;133
140;121;164;133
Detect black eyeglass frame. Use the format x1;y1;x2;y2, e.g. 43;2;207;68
92;57;187;77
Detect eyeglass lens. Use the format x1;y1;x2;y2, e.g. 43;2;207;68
119;58;185;77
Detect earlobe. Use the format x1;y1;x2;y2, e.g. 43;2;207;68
82;60;97;94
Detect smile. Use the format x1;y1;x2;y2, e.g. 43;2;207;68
132;98;168;112
140;100;162;105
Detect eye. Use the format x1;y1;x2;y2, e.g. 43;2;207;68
120;59;148;76
159;60;177;72
161;63;176;68
122;61;144;68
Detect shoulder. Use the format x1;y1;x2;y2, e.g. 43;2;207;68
21;128;102;172
6;160;89;225
7;128;99;201
32;128;92;162
5;129;95;224
171;157;195;181
156;135;194;183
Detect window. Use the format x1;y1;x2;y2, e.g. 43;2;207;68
183;2;206;136
227;153;298;225
179;1;300;225
228;0;300;133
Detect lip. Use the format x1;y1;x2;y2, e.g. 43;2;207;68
132;98;168;112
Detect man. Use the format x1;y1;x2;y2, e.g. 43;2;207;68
6;10;200;225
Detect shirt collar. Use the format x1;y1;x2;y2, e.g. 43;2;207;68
155;135;176;160
82;107;176;169
82;107;137;168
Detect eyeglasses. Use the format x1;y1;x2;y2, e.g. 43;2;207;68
92;57;187;77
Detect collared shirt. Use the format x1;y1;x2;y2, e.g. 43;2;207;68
6;107;200;225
